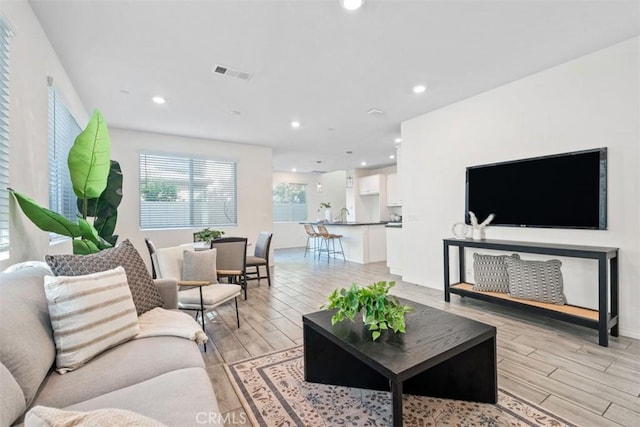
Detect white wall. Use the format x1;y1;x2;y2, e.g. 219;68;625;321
110;128;273;268
320;170;348;219
1;0;88;270
0;0;273;270
272;171;319;249
401;38;639;338
272;170;347;249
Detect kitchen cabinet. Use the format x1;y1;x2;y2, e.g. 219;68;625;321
386;174;402;206
358;174;383;195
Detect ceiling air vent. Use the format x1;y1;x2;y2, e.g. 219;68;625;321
311;170;328;174
212;64;254;81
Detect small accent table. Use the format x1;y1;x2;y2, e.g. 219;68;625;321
443;238;619;346
177;280;211;351
303;299;497;427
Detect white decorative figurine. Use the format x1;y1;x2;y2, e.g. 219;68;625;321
469;211;495;240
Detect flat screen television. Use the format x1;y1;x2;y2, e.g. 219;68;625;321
465;148;607;230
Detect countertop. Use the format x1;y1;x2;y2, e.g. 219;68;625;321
386;223;403;228
300;221;389;227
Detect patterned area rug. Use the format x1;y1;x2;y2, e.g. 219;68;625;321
225;346;576;427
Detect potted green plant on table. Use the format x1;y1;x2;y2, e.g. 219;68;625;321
193;227;225;244
318;202;332;222
324;281;412;341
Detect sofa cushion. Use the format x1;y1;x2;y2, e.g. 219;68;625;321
182;249;218;283
65;368;222;427
44;267;139;374
45;240;164;316
472;253;520;292
505;257;567;305
31;336;205;409
0;267;56;406
25;406;167;427
0;361;26;427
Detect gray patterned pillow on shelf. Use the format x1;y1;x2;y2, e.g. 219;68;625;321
505;258;567;305
472;253;520;292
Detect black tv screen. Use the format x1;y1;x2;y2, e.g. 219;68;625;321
465;148;607;230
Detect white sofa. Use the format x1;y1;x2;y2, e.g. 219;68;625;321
0;266;222;427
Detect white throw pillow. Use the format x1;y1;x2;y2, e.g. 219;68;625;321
44;266;139;374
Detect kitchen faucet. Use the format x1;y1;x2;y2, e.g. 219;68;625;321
340;208;350;222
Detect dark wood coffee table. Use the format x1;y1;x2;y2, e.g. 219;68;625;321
303;299;497;426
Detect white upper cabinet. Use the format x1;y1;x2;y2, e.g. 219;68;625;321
358;174;383;195
386;174;402;206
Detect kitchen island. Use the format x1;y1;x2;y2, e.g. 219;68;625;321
302;222;387;264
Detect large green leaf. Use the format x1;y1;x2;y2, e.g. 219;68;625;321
9;189;81;237
68;109;111;200
94;214;118;245
79;160;123;218
73;239;101;255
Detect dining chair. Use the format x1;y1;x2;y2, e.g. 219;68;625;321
245;232;273;288
316;224;346;263
153;244;242;351
210;237;249;300
144;237;158;279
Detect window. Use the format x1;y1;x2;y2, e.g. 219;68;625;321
48;87;81;241
139;153;237;229
0;18;13;255
273;183;307;221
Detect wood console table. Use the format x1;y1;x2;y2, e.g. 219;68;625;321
443;238;619;347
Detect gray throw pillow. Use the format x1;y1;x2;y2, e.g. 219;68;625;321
182;249;218;283
505;258;566;305
45;240;164;315
472;253;520;292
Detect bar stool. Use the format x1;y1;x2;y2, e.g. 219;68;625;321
316;224;345;263
303;224;321;257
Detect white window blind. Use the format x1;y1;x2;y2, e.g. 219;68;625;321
48;87;81;241
273;183;307;222
139;153;237;229
0;18;13;254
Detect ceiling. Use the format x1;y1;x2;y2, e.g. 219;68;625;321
29;0;639;173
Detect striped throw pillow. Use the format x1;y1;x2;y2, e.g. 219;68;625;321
44;266;139;374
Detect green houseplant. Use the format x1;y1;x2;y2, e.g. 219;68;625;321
8;109;122;254
193;227;225;243
325;281;412;341
317;201;331;212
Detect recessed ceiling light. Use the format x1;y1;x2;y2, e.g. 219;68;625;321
339;0;365;11
152;96;166;104
412;85;427;94
291;121;301;128
361;161;367;166
394;137;402;143
292;168;297;172
389;155;396;159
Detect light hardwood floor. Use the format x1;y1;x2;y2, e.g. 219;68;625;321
201;248;640;427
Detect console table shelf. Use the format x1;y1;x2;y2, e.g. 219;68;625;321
443;238;619;347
